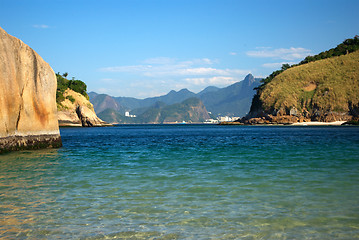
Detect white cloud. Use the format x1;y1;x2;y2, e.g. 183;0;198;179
96;87;111;94
184;58;215;65
262;62;297;68
177;68;247;77
98;57;251;97
177;67;222;76
246;47;312;60
33;24;50;29
100;58;248;78
229;52;237;56
185;76;237;86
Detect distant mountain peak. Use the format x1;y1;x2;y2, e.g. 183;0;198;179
90;74;262;120
167;88;191;95
178;88;190;93
242;73;255;87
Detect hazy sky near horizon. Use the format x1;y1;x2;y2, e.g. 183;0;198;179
1;0;359;98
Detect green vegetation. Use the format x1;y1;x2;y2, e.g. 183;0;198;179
299;36;359;64
249;49;359;119
56;73;88;104
299;89;315;111
66;95;75;103
257;36;359;90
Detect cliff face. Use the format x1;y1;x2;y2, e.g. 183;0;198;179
57;89;110;127
0;27;62;152
245;50;359;124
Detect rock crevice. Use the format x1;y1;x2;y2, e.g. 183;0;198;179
57;89;110;127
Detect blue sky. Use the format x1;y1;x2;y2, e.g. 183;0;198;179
1;0;358;98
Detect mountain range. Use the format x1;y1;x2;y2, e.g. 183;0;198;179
89;74;261;123
98;97;210;124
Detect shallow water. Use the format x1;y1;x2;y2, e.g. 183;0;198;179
1;125;359;239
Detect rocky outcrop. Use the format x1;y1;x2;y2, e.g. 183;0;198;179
57;89;110;127
0;27;62;153
241;109;354;125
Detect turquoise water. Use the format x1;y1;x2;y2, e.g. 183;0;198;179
1;125;359;239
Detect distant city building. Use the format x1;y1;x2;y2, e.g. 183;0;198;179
217;116;240;122
218;116;231;122
125;111;136;118
204;119;219;124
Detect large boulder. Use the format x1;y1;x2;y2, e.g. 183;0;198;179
0;27;62;153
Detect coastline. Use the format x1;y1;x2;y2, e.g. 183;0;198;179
291;121;346;126
219;120;350;126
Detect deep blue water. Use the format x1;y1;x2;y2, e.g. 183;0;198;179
1;125;359;239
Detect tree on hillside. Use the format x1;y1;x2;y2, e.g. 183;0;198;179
281;64;291;71
55;73;89;103
257;36;359;90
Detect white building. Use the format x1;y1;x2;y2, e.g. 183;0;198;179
218;116;232;122
204;119;219;124
125;111;136;118
217;116;240;122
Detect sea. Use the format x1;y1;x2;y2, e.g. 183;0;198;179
1;125;359;239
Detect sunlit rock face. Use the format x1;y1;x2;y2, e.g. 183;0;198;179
0;27;62;153
57;89;110;127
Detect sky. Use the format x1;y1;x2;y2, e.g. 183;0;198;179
1;0;359;99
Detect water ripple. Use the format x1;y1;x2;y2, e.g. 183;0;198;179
1;125;359;239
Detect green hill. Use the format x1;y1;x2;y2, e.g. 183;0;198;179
247;44;359;123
